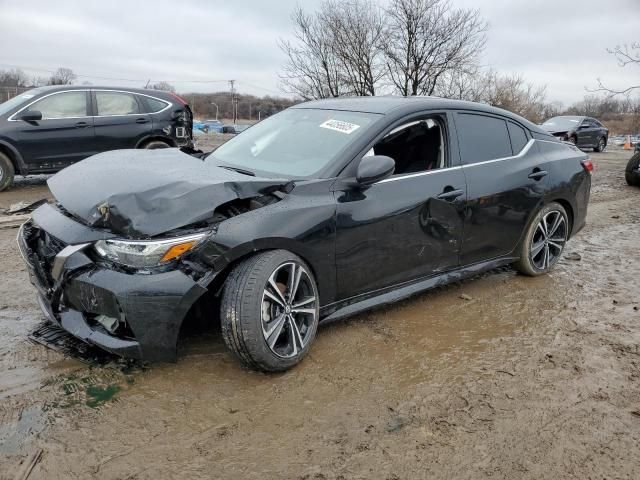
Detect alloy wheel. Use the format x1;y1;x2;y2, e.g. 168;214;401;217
598;138;606;151
261;262;318;358
530;210;567;270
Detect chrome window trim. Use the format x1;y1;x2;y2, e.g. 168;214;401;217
93;89;171;117
378;165;463;183
461;139;535;168
377;138;538;184
8;88;172;121
8;89;91;121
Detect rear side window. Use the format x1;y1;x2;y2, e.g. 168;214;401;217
29;91;87;119
144;96;169;113
456;113;512;164
507;122;528;154
95;91;141;115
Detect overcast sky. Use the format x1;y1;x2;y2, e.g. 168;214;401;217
0;0;638;106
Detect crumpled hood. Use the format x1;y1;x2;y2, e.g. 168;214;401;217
48;149;289;238
541;125;569;135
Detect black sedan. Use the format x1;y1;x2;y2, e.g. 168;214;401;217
541;115;609;152
626;143;640;187
0;85;194;191
18;97;592;371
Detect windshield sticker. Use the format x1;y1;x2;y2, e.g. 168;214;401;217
319;119;361;134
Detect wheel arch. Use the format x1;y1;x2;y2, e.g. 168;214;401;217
0;140;27;175
549;197;575;237
135;135;176;149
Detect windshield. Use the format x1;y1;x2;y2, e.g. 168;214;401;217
207;108;380;178
542;116;582;130
0;88;46;117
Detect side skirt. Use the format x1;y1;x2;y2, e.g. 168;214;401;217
319;256;518;324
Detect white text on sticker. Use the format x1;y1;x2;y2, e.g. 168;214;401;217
319;119;361;134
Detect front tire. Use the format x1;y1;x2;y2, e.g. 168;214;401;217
515;202;569;276
625;153;640;187
0;151;15;192
593;137;606;152
220;250;320;372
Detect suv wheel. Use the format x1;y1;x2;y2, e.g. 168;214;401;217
594;137;606;152
220;250;320;372
143;140;171;149
0;151;15;192
515;202;569;276
626;153;640;187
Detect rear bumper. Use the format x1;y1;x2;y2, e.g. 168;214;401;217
18;207;212;362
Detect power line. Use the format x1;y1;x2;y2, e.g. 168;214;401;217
0;62;229;85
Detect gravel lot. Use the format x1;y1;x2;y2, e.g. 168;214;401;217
0;147;639;479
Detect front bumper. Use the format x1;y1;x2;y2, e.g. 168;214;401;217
18;204;212;362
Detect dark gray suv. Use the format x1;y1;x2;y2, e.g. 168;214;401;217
0;86;194;191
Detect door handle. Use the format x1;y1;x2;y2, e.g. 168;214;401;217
135;118;149;124
75;121;89;128
437;188;464;201
528;169;548;180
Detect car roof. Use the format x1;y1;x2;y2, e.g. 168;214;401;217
23;84;174;97
293;96;547;134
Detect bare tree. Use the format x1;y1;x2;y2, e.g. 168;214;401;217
322;1;385;96
0;69;29;87
590;42;639;96
148;81;176;92
483;72;548;123
279;0;384;99
48;67;76;85
278;5;344;99
383;0;487;96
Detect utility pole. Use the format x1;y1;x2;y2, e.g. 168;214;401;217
229;80;236;124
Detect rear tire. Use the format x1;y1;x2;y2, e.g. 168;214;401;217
626;153;640;187
142;140;171;149
0;151;15;192
220;250;320;372
593;136;606;152
515;202;569;276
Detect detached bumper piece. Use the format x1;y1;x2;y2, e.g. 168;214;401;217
18;209;209;362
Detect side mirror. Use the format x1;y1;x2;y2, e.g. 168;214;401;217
356;155;395;186
578;124;589;129
18;110;43;122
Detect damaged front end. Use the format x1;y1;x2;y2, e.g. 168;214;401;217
17;149;292;361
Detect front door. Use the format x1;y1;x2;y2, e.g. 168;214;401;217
335;114;466;299
92;90;152;151
16;90;95;171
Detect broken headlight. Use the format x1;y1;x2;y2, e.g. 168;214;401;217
94;233;207;268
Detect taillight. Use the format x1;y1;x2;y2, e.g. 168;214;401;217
581;158;593;174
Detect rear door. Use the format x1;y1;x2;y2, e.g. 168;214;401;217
454;112;550;265
92;90;152;151
15;90;95;170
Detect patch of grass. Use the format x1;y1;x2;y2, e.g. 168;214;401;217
85;384;120;408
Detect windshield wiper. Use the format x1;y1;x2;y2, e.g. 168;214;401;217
218;165;256;176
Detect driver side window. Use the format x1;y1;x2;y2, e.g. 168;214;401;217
367;116;446;176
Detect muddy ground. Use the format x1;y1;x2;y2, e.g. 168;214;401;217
0;147;639;479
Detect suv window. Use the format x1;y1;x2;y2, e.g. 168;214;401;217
28;91;88;119
96;91;141;116
507;122;528;154
369;117;446;176
456;113;512;164
144;96;169;113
